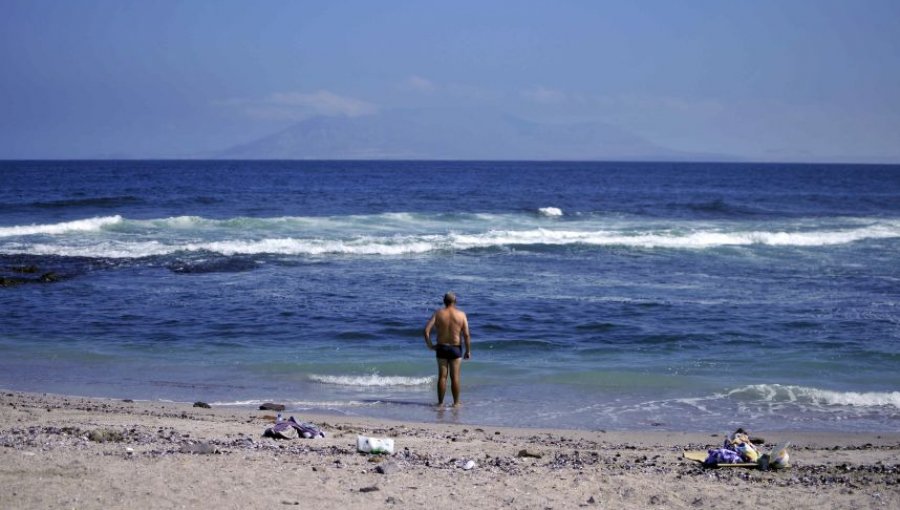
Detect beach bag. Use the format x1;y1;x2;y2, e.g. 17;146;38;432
737;442;760;462
704;448;744;466
264;420;298;439
769;443;790;469
289;416;325;438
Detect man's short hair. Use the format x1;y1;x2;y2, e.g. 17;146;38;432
443;292;456;306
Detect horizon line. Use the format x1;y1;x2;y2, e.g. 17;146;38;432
1;157;899;166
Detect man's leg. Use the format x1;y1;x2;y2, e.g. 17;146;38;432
436;358;449;405
448;358;462;406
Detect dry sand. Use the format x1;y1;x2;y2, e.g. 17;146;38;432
1;390;897;509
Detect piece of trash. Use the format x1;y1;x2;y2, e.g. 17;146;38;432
125;447;134;455
462;460;476;470
357;435;394;454
179;442;218;455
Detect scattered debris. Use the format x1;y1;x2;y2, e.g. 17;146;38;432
179;441;219;455
375;462;400;475
88;429;125;443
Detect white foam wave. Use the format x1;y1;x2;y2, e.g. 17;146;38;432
452;224;900;250
538;207;563;217
2;214;899;258
8;240;174;258
193;237;441;256
0;215;122;237
139;213;440;232
728;384;900;408
209;399;377;408
309;373;435;387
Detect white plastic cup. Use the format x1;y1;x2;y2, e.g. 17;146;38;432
357;435;395;455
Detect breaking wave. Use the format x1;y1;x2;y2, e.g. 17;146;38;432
308;373;435;387
1;213;898;258
727;384;900;409
208;399;379;408
0;215;123;237
538;207;563;217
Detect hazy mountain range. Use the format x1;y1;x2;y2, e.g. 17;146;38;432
216;109;730;161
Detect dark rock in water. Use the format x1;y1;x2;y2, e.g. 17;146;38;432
259;403;286;411
168;257;258;274
0;269;63;286
122;399;134;403
39;272;61;283
193;401;211;409
180;442;218;454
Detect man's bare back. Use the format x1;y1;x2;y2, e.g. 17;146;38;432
423;292;471;407
430;307;469;347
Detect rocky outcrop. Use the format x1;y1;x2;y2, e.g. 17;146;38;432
1;265;64;286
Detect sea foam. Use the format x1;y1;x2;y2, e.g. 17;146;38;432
538;207;563;217
2;214;899;258
208;399;377;408
728;384;900;408
0;215;123;237
309;373;435;387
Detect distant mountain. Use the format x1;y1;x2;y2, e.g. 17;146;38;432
217;109;726;161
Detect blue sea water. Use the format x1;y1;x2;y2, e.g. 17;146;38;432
1;160;899;432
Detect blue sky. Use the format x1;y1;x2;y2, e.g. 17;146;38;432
1;0;898;161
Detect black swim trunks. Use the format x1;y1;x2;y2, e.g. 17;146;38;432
435;343;462;360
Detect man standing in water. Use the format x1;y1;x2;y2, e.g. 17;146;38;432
423;292;471;407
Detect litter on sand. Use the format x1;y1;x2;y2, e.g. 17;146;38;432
683;428;790;469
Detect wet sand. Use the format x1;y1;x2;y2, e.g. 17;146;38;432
1;390;898;509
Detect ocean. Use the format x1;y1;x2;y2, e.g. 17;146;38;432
1;160;898;433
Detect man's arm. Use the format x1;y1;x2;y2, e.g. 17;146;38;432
423;313;436;350
461;314;471;359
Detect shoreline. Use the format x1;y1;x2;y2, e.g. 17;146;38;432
2;390;898;509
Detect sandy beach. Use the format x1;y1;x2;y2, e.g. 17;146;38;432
0;390;897;509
